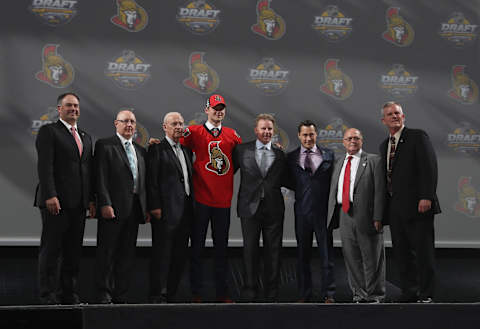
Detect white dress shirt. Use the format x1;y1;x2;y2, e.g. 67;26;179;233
337;149;362;204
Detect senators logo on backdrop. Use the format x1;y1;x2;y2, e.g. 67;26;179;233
382;7;414;47
31;107;58;135
251;0;286;40
29;0;79;26
448;65;478;105
247;58;290;95
447;122;480;155
111;0;148;32
206;141;230;176
183;52;219;94
176;0;221;35
105;50;151;89
317;118;349;153
320;59;353;100
312;5;353;42
455;176;480;218
379;64;419;98
36;44;74;88
439;12;478;48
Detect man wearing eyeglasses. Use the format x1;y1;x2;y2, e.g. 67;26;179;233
93;110;149;304
327;128;386;303
181;94;242;303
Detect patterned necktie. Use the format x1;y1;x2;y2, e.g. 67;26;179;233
125;141;137;190
211;127;220;137
342;156;353;214
304;149;313;174
259;146;268;177
70;126;82;157
387;136;396;194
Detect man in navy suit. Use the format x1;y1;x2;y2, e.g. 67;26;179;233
287;120;336;303
93;110;148;304
380;101;441;303
34;92;95;304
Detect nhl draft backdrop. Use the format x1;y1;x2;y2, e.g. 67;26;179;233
0;0;479;247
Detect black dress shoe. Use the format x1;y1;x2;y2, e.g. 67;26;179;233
61;294;81;305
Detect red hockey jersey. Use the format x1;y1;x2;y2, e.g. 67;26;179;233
181;124;242;208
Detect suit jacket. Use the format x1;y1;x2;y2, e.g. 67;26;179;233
233;141;288;219
327;151;386;234
147;138;193;225
287;145;334;222
95;135;147;222
379;127;441;219
34;120;93;209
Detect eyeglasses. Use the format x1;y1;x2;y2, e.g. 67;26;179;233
116;119;136;125
344;136;362;141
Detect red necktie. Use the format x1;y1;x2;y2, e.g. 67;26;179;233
71;126;83;157
342;156;352;214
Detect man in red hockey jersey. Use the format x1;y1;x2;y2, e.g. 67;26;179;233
181;94;242;302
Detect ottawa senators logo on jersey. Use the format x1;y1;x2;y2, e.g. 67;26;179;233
183;52;220;94
251;0;286;40
448;65;479;105
111;0;148;32
439;12;478;48
320;59;353;100
29;0;79;26
382;7;414;47
36;44;74;88
206;141;230;175
455;176;480;218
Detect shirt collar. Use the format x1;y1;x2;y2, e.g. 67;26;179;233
345;149;362;160
300;144;318;154
205;121;221;131
59;118;78;131
390;126;404;142
165;135;178;147
256;139;272;150
116;132;133;146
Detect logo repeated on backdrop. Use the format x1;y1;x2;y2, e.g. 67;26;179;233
455;176;480;218
379;64;419;98
111;0;148;32
311;5;353;42
447;65;479;105
247;58;290;95
29;0;79;26
176;0;221;35
382;7;414;47
320;59;353;100
105;50;152;89
439;12;478;48
35;44;75;88
118;107;150;147
317;118;349;153
251;0;286;40
183;52;219;94
205;141;230;175
31;107;58;136
447;122;480;155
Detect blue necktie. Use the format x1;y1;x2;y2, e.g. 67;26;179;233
125;141;137;190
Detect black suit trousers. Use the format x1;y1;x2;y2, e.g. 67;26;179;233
38;207;86;301
240;200;284;301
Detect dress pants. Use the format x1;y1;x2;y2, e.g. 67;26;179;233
150;195;193;302
240;200;284;301
295;211;335;301
94;197;141;303
339;205;385;302
38;206;86;303
388;201;435;300
190;201;231;299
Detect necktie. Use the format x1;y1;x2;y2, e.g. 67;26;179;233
211;127;220;137
342;156;352;214
125;141;137;191
304;149;313;174
387;136;396;194
259;146;268;177
174;144;190;196
70;126;82;157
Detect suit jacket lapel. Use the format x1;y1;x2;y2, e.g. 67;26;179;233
354;152;368;189
391;128;407;172
133;142;145;186
180;145;193;179
247;143;263;177
331;156;343;194
114;136;132;173
56;120;81;159
163;139;183;176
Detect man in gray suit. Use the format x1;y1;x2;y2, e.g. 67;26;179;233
327;128;386;303
233;113;288;302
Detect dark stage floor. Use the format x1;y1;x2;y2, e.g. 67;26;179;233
0;247;479;305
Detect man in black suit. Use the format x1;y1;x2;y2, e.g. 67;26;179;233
233;113;288;302
147;112;194;303
35;92;95;305
380;101;441;303
94;110;148;304
287;120;336;303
